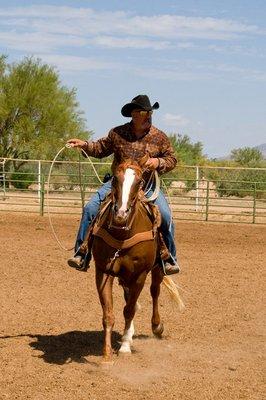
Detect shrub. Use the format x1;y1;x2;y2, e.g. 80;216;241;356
10;170;36;189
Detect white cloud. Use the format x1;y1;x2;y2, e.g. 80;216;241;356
90;36;172;50
7;51;264;83
213;63;266;81
0;6;99;19
0;31;86;53
163;113;190;128
134;67;200;81
37;54;118;72
0;5;261;42
0;5;265;83
119;15;259;40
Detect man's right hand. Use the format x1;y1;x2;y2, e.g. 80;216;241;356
67;138;87;148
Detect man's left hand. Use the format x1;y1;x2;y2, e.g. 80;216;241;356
145;158;159;170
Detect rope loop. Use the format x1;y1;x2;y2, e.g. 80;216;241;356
47;144;104;251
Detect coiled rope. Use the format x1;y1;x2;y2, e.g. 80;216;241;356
46;144;104;251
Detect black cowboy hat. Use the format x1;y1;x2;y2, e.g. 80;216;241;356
121;95;159;117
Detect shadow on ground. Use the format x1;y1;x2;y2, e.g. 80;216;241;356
1;330;123;365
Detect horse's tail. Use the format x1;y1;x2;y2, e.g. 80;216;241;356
162;276;185;311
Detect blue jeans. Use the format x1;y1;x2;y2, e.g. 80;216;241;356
75;180;176;260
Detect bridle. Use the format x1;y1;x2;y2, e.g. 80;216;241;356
105;160;161;231
108;191;140;231
107;165;144;231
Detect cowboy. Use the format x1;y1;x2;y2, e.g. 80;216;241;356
67;95;179;275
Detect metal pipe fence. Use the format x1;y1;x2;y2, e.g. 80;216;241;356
0;158;265;224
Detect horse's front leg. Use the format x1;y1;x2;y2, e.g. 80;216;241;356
95;269;115;361
119;271;147;354
150;266;164;337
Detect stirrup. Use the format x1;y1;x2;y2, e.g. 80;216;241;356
67;254;90;272
161;258;180;276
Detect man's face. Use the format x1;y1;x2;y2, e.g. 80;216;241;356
131;109;153;131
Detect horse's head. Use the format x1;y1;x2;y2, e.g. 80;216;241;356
111;160;144;227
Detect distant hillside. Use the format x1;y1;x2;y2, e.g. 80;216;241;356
217;143;266;161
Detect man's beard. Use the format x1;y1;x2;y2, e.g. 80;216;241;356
141;118;152;130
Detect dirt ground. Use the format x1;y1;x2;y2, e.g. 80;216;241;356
0;213;265;400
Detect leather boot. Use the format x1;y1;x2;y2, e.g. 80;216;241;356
162;259;180;275
67;255;89;272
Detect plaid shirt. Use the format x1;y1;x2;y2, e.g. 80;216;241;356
82;122;177;179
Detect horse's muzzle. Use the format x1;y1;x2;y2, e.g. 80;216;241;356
114;210;129;224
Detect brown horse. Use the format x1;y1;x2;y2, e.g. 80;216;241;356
91;158;182;361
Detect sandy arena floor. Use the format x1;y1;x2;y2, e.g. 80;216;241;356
0;213;265;400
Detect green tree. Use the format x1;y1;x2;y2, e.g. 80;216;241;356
0;55;90;165
230;147;263;167
168;133;205;165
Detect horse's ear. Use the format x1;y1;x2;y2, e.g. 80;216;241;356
138;151;150;168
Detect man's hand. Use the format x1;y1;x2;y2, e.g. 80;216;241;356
67;138;87;148
145;157;159;170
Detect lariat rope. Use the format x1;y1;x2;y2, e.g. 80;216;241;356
47;144;104;251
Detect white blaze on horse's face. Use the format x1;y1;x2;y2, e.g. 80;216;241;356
118;168;136;217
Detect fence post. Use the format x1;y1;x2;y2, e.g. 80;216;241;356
38;160;41;202
40;174;45;216
252;182;257;224
195;166;199;211
1;158;6;199
205;180;210;221
81;183;85;209
78;156;85;210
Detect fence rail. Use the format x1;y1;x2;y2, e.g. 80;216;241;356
0;157;265;224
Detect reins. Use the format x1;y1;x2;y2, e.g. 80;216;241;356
143;170;160;202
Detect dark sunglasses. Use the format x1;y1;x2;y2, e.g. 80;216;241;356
133;110;153;116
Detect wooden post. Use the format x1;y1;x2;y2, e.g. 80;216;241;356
252;182;257;224
205;180;210;221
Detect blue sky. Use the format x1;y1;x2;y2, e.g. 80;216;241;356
0;0;266;157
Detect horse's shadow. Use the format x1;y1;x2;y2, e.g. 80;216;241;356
29;330;123;365
1;330;151;365
0;330;121;365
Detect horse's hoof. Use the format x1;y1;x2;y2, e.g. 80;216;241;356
119;343;132;354
119;349;131;354
152;322;164;338
102;348;114;365
101;354;114;365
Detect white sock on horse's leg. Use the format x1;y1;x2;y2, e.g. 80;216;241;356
119;321;134;353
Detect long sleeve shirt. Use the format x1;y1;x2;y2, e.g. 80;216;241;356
82;122;177;180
